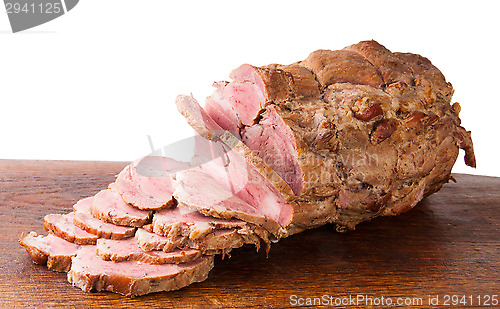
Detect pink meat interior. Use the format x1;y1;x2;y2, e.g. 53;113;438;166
71;246;192;278
154;206;242;226
205;64;303;195
91;188;151;221
198;142;293;227
26;233;79;256
115;158;181;210
72;197;93;213
179;95;293;227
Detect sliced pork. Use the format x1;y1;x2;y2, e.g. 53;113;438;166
176;94;227;140
90;187;151;227
176;95;294;235
68;246;214;297
204;64;306;196
151;205;245;239
44;213;99;245
72;197;93;213
135;227;262;254
19;232;79;272
176;94;295;199
72;197;136;239
96;238;202;264
148;205;270;253
174;168;284;236
115;157;189;210
73;212;136;240
196;140;294;232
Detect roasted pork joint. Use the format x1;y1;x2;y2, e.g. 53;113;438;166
199;40;475;231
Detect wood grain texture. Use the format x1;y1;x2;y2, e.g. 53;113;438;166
0;160;498;308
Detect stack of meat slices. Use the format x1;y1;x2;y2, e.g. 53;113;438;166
20;134;294;297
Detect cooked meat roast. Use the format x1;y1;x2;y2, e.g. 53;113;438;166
196;39;475;231
147;206;268;253
19;40;475;297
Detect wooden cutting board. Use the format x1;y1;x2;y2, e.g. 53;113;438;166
0;160;498;308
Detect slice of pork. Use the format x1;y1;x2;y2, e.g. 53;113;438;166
44;213;99;245
176;94;295;201
135;227;263;254
72;197;93;213
72;196;136;239
67;246;214;297
176;95;294;236
19;232;79;272
197;142;294;233
90;187;151;227
174;168;284;236
73;212;135;240
176;94;227;140
151;205;246;239
203;64;306;195
96;237;202;264
115;157;189;210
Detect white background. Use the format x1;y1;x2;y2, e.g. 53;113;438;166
0;1;498;176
